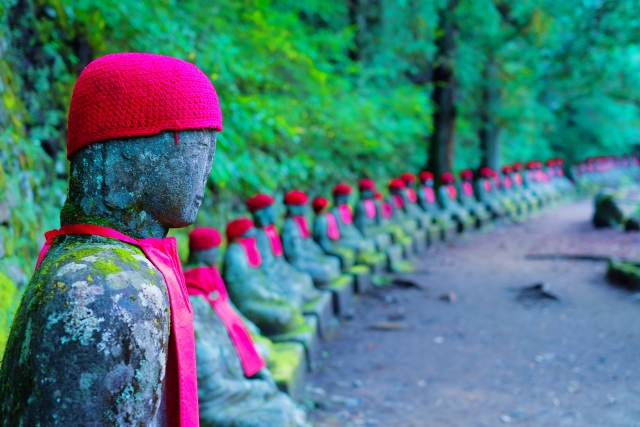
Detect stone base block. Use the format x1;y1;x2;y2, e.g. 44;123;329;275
347;264;372;294
302;291;336;339
322;274;355;318
373;233;392;252
272;342;308;400
386;244;403;271
401;238;415;259
441;222;457;242
269;316;321;371
412;229;428;255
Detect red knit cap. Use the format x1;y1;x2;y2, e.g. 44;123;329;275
388;178;406;191
374;191;384;200
479;167;494;178
226;217;254;240
513;162;523;171
441;172;455;184
246;194;275;213
67;53;223;159
358;178;376;191
502;165;513;174
545;159;555;167
312;196;329;214
189;227;222;251
284;190;308;205
526;161;538;170
459;169;473;180
400;172;417;184
419;171;434;182
556;158;564;165
333;183;352;196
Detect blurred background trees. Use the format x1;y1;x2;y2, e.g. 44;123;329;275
1;0;640;351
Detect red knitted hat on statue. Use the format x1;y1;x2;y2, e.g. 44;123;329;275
67;53;223;159
246;194;275;213
526;161;538;170
479;167;494;178
502;165;513;174
400;172;417;184
459;169;473;180
513;162;523;171
189;227;222;251
312;196;329;213
226;217;254;240
284;190;308;205
388;178;406;191
441;172;455;184
358;178;376;191
333;183;352;196
419;171;434;182
374;191;384;200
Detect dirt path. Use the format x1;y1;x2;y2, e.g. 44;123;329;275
306;200;640;427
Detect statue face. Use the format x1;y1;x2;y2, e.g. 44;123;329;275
334;194;350;205
191;247;219;267
360;190;374;199
286;204;307;216
253;206;276;227
104;129;216;228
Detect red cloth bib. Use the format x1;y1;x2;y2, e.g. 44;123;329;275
337;204;353;225
423;186;436;203
364;199;376;218
406;188;417;203
447;185;457;200
263;224;283;257
326;213;341;240
392;194;404;209
483;180;492;192
292;215;310;239
238;237;262;268
184;265;265;377
514;173;523;186
35;224;198;427
462;182;473;196
504;176;513;188
382;201;393;219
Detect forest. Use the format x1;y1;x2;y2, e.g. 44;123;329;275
0;0;639;352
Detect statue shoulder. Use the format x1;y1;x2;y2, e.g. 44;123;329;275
0;236;170;424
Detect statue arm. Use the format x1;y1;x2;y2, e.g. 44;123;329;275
312;216;333;254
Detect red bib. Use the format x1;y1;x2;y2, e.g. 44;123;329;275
36;224;198;427
392;194;404;209
483;180;492;192
326;213;341;240
238;237;262;268
337;204;353;225
292;215;311;239
514;173;523;186
406;188;417;203
423;186;436;203
364;199;377;218
447;185;457;200
382;201;393;219
263;224;283;257
184;265;265;377
504;176;513;188
462;182;473;196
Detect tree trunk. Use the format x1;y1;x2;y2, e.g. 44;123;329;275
428;0;458;183
479;55;500;170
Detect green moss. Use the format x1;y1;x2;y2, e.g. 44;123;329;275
0;271;17;356
112;247;143;269
93;258;123;275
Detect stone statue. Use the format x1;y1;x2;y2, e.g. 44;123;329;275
184;227;311;427
246;194;335;337
221;217;309;337
511;162;542;210
246;194;321;306
415;171;457;240
311;196;356;269
437;172;477;232
474;167;511;219
281;190;354;315
0;53;221;425
280;190;342;288
387;178;420;234
353;178;384;240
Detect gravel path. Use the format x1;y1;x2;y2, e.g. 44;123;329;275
306;200;640;427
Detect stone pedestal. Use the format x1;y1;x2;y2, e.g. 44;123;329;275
322;275;355;318
302;291;335;339
440;222;457;242
347;264;372;294
412;229;428;255
269;316;320;371
271;342;308;400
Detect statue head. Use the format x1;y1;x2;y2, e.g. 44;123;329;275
358;178;376;200
399;172;417;189
440;172;455;186
61;53;222;238
459;169;473;182
226;217;257;240
312;196;330;215
187;227;222;266
283;190;309;216
246;194;276;227
332;183;352;205
388;178;405;195
419;171;434;187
